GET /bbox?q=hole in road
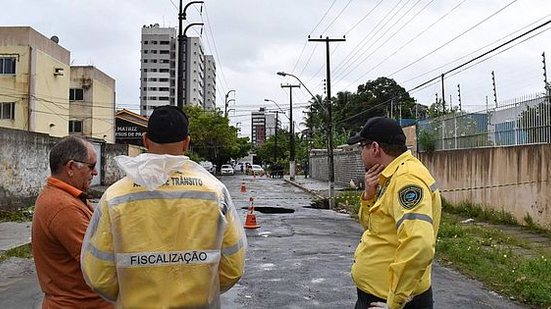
[241,207,295,214]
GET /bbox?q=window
[69,120,82,133]
[159,50,169,54]
[0,102,15,119]
[69,88,84,101]
[160,41,170,45]
[0,57,16,74]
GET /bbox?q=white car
[220,164,234,176]
[199,161,216,174]
[248,164,265,176]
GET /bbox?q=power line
[388,0,519,78]
[408,17,551,93]
[402,12,551,85]
[334,0,430,83]
[319,0,355,35]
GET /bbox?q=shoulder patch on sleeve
[398,185,423,209]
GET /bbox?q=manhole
[241,207,295,214]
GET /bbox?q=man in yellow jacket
[348,117,441,309]
[81,105,247,308]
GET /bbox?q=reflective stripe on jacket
[351,151,441,309]
[81,159,246,308]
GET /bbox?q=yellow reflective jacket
[351,151,441,309]
[81,154,247,308]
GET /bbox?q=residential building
[265,113,277,138]
[251,108,267,146]
[69,66,116,143]
[0,26,70,137]
[185,36,204,107]
[203,55,216,110]
[140,24,177,116]
[139,24,216,115]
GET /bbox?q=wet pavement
[0,174,527,308]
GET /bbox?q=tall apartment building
[185,37,204,107]
[140,24,177,116]
[140,24,215,115]
[251,108,278,147]
[203,55,216,110]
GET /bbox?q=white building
[139,24,216,116]
[185,37,204,107]
[140,24,176,116]
[204,55,216,110]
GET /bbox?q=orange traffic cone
[240,182,246,193]
[244,197,260,229]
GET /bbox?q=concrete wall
[103,143,128,185]
[309,142,551,228]
[419,145,551,229]
[0,127,129,210]
[310,146,364,187]
[0,128,56,210]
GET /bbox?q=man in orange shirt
[32,136,113,308]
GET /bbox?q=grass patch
[0,206,34,223]
[437,212,551,308]
[341,194,551,307]
[0,243,33,263]
[335,190,361,218]
[442,199,517,225]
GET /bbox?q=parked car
[220,164,234,176]
[199,161,216,174]
[248,164,265,176]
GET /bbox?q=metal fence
[417,93,551,152]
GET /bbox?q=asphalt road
[0,174,526,308]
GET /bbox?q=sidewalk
[283,175,349,199]
[0,222,31,252]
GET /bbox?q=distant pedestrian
[81,105,247,308]
[303,159,309,178]
[32,136,113,308]
[347,117,441,309]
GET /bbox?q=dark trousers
[355,287,433,309]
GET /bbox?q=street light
[177,0,204,109]
[264,98,286,114]
[277,71,335,207]
[276,72,324,109]
[224,89,236,117]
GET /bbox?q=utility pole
[273,111,279,164]
[492,70,498,108]
[280,83,300,181]
[177,0,203,109]
[308,35,345,209]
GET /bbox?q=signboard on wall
[115,118,146,146]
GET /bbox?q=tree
[305,76,418,148]
[183,105,251,167]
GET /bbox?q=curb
[283,178,326,200]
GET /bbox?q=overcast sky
[4,0,551,137]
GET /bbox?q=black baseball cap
[147,105,189,144]
[347,117,406,146]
